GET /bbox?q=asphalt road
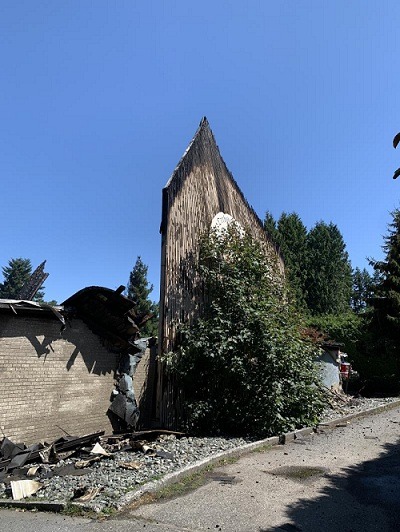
[2,406,400,531]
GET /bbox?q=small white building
[316,342,344,391]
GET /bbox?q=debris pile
[321,392,398,422]
[0,430,250,511]
[0,431,104,501]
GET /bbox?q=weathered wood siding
[159,118,284,353]
[156,118,284,427]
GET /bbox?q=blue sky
[1,1,400,303]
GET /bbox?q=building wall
[157,118,285,427]
[0,313,118,444]
[159,118,284,356]
[316,350,341,391]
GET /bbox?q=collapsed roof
[0,285,152,355]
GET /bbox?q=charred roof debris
[0,429,185,503]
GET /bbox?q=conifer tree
[276,212,308,310]
[126,256,158,337]
[351,267,373,313]
[370,209,400,355]
[306,222,352,315]
[263,211,279,245]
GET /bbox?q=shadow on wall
[1,316,117,377]
[163,250,199,353]
[136,342,158,428]
[266,438,400,532]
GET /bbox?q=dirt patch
[265,465,329,483]
[206,471,242,485]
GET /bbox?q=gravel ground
[320,395,398,422]
[0,435,251,511]
[0,395,398,512]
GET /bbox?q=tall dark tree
[305,222,352,315]
[351,267,373,313]
[370,209,400,356]
[126,256,158,337]
[263,211,279,245]
[0,258,45,301]
[276,212,308,310]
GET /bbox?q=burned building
[159,117,284,356]
[0,119,286,438]
[157,118,285,426]
[0,288,156,444]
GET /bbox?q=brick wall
[0,313,119,444]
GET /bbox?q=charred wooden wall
[156,118,284,428]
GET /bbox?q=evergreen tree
[263,210,279,245]
[305,222,352,315]
[0,258,45,301]
[264,211,354,316]
[351,267,373,313]
[126,256,158,337]
[370,209,400,356]
[276,212,308,310]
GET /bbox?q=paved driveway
[2,406,400,531]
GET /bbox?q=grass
[250,443,273,454]
[62,502,117,519]
[266,465,328,481]
[62,503,97,518]
[128,455,240,509]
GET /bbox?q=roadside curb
[2,398,400,513]
[0,500,66,512]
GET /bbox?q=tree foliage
[264,211,308,310]
[164,226,324,437]
[305,222,352,315]
[370,209,400,359]
[351,267,374,314]
[126,256,158,337]
[276,213,308,310]
[306,312,364,360]
[0,258,45,302]
[263,210,279,245]
[264,213,352,316]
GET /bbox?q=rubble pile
[321,393,398,422]
[0,430,250,511]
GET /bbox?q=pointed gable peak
[191,116,212,144]
[199,116,209,128]
[191,116,213,143]
[164,117,217,189]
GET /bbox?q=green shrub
[163,226,324,437]
[305,312,364,362]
